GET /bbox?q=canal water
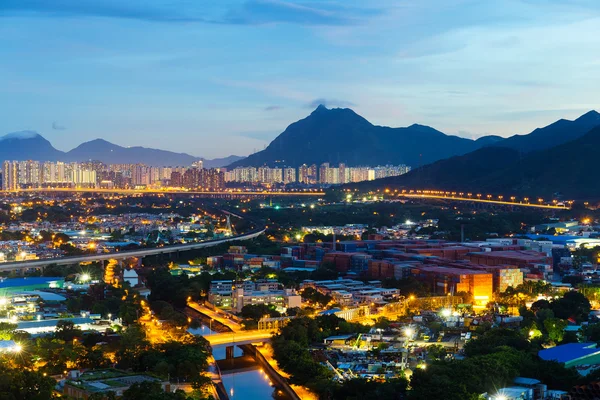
[188,325,279,400]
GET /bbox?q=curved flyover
[0,227,265,272]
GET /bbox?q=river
[188,325,281,400]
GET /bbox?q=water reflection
[189,325,278,399]
[221,369,278,400]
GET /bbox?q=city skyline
[2,0,600,158]
[1,159,410,190]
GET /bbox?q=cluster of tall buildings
[1,160,225,191]
[1,161,98,190]
[225,163,411,185]
[1,160,410,190]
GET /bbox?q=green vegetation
[118,330,211,388]
[410,328,579,400]
[240,303,281,320]
[121,381,195,400]
[270,315,405,398]
[301,287,332,307]
[0,363,56,400]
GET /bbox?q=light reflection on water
[188,325,278,400]
[221,369,278,400]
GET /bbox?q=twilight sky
[1,0,600,158]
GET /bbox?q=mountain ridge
[228,105,499,168]
[493,110,600,153]
[0,133,242,168]
[346,124,600,200]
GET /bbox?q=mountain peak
[86,138,118,145]
[576,110,600,122]
[311,104,329,115]
[227,106,487,169]
[0,131,42,141]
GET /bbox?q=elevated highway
[0,228,264,272]
[1,187,324,197]
[398,193,569,209]
[206,330,273,346]
[187,302,243,332]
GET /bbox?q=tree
[122,381,189,400]
[53,232,71,244]
[544,318,567,343]
[583,322,600,343]
[373,317,392,330]
[551,291,591,322]
[463,328,530,357]
[0,322,17,340]
[33,338,81,374]
[240,304,280,321]
[562,275,584,285]
[117,324,150,370]
[77,348,112,369]
[301,287,332,307]
[54,320,82,342]
[0,369,56,400]
[427,344,448,360]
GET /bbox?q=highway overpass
[206,330,273,346]
[0,228,264,272]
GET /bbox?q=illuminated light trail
[205,330,272,346]
[398,193,569,209]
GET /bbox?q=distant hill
[348,124,600,199]
[495,110,600,153]
[228,105,497,168]
[202,155,244,169]
[0,133,241,167]
[65,139,200,166]
[475,135,504,146]
[355,146,522,190]
[483,124,600,198]
[0,131,64,162]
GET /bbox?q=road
[0,228,265,271]
[187,302,243,332]
[187,302,272,346]
[1,187,324,197]
[398,193,569,209]
[205,330,273,346]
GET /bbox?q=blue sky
[1,0,599,158]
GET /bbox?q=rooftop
[538,343,600,363]
[66,369,162,393]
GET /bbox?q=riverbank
[186,305,301,400]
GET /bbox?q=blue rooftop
[318,308,342,316]
[525,234,600,245]
[538,343,600,363]
[324,334,354,341]
[17,317,93,330]
[0,277,64,289]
